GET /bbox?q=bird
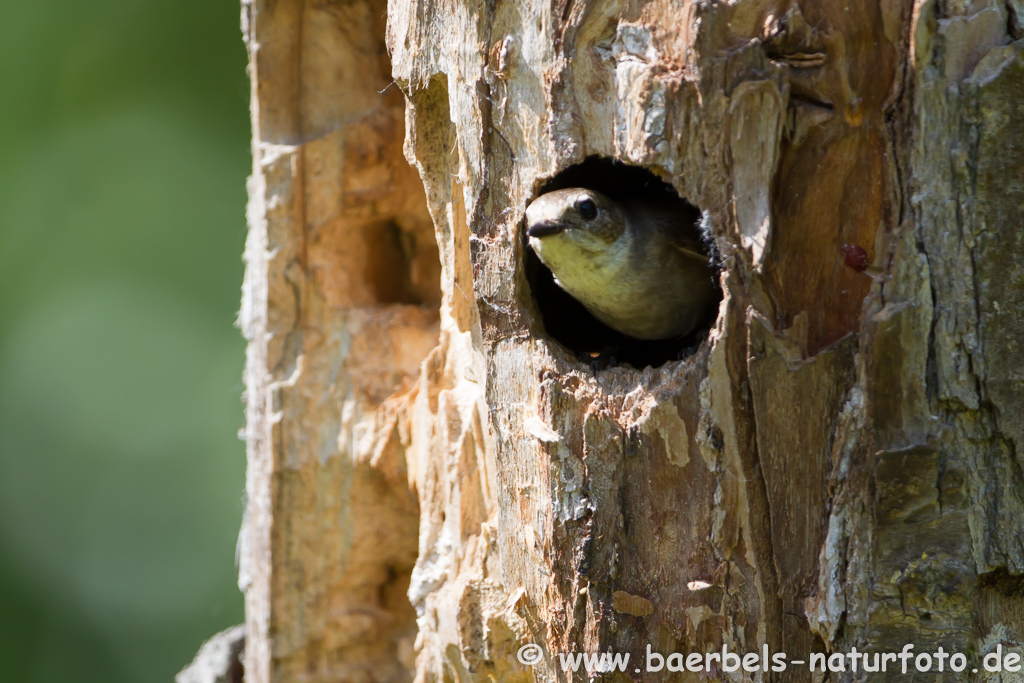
[525,187,717,341]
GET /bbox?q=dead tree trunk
[239,0,1024,680]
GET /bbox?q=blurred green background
[0,1,249,680]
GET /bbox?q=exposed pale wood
[238,0,1024,680]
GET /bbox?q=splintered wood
[240,0,1024,680]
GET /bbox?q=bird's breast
[543,238,714,339]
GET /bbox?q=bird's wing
[622,196,710,263]
[671,234,710,263]
[660,207,709,263]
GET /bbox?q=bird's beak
[526,221,564,238]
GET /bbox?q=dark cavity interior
[523,157,721,370]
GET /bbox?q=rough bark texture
[238,0,1024,680]
[177,625,246,683]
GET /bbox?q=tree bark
[238,0,1024,681]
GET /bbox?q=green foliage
[0,1,249,680]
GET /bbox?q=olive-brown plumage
[525,188,717,340]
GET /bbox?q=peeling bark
[238,0,1024,681]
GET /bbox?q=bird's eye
[576,198,597,220]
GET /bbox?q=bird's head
[524,188,626,264]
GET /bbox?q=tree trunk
[238,0,1024,681]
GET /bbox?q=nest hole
[524,157,721,370]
